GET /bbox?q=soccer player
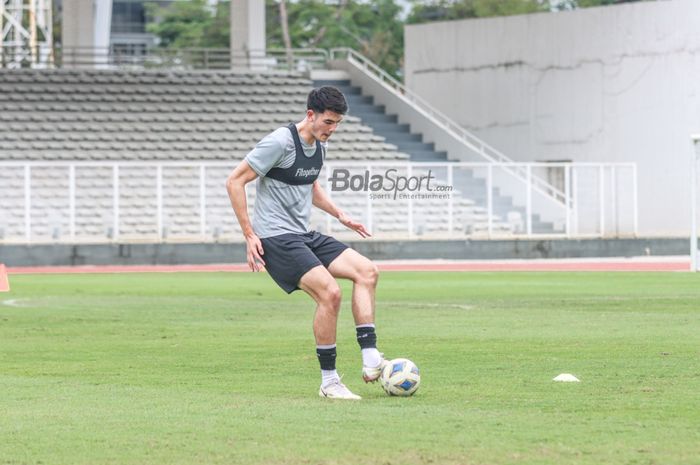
[226,86,385,400]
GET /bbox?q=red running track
[4,259,691,274]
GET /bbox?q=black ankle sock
[356,326,377,350]
[316,346,337,371]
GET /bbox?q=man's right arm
[226,160,265,271]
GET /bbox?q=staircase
[316,79,447,162]
[315,79,556,234]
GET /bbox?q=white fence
[0,161,637,244]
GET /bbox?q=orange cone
[0,264,9,292]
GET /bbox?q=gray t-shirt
[245,126,327,239]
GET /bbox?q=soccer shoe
[319,379,362,400]
[362,354,388,383]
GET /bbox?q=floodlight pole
[1,0,53,68]
[691,135,700,272]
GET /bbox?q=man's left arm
[312,180,371,238]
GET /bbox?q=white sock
[361,348,382,368]
[321,369,340,387]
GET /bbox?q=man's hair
[307,86,348,115]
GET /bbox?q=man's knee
[320,283,342,311]
[358,262,379,287]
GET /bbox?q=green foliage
[472,0,547,17]
[266,0,404,77]
[145,0,230,48]
[407,0,546,24]
[144,0,403,75]
[407,0,649,23]
[575,0,647,6]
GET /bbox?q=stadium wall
[404,0,700,237]
[327,60,477,163]
[0,238,687,267]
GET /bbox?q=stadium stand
[0,68,515,243]
[0,69,404,161]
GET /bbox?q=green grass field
[1,271,699,465]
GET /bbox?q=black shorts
[260,231,349,294]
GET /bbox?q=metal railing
[0,45,330,72]
[0,160,637,244]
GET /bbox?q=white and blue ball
[380,358,420,396]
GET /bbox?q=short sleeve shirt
[245,126,327,238]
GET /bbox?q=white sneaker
[319,378,362,400]
[362,353,388,383]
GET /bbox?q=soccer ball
[380,358,421,396]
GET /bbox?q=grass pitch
[1,271,699,465]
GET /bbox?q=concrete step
[370,122,410,134]
[347,95,374,106]
[381,132,423,143]
[335,85,362,95]
[312,79,351,87]
[348,102,385,114]
[392,141,436,152]
[357,113,398,124]
[408,151,448,161]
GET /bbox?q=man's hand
[245,233,266,271]
[338,212,372,238]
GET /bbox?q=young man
[226,86,385,400]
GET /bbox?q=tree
[144,0,403,76]
[266,0,404,77]
[145,0,229,49]
[278,0,294,69]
